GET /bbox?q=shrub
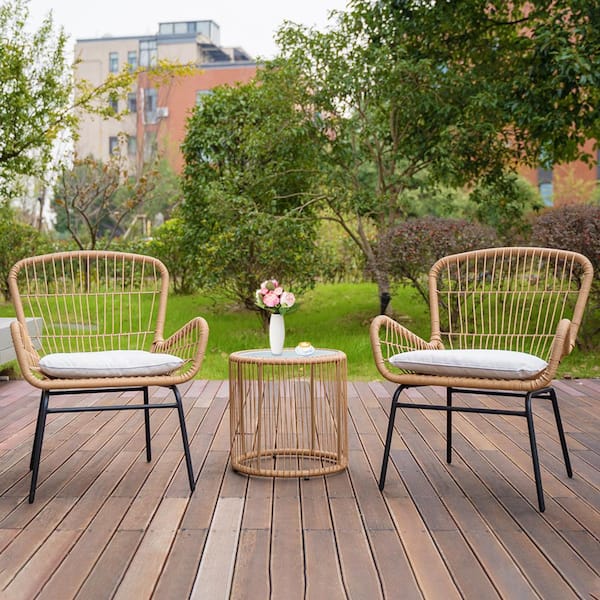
[0,205,53,300]
[144,218,198,295]
[531,204,600,349]
[377,217,499,304]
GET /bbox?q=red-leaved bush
[530,204,600,348]
[376,217,499,304]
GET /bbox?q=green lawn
[1,282,598,380]
[161,282,414,380]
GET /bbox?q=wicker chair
[371,247,593,511]
[8,250,209,503]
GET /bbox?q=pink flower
[263,292,281,308]
[255,278,298,315]
[280,292,295,308]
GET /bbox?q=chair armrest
[10,320,43,384]
[544,318,576,378]
[152,317,209,379]
[370,315,440,381]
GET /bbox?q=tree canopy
[180,64,325,312]
[0,0,193,205]
[275,0,599,307]
[0,0,72,198]
[52,153,159,250]
[382,0,599,167]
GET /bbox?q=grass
[1,282,598,380]
[161,282,428,380]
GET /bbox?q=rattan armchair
[371,247,593,511]
[9,250,209,502]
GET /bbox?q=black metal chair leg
[379,385,404,491]
[172,385,195,493]
[446,387,453,464]
[143,387,152,462]
[30,391,46,471]
[29,390,50,503]
[525,394,545,512]
[548,388,572,478]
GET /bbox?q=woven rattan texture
[229,350,348,477]
[8,251,209,390]
[371,247,593,391]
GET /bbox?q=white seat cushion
[389,349,548,380]
[39,350,184,378]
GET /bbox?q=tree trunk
[371,263,392,315]
[379,291,391,315]
[354,219,393,316]
[36,187,46,232]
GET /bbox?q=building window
[539,183,553,206]
[127,50,138,72]
[538,166,553,206]
[174,22,189,34]
[127,135,137,156]
[144,88,157,115]
[127,92,137,113]
[109,52,119,73]
[139,40,157,67]
[109,136,119,155]
[108,97,118,114]
[159,21,198,35]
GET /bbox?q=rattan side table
[228,348,348,477]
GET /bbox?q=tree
[180,65,324,316]
[0,0,71,198]
[276,0,600,312]
[0,0,194,203]
[141,158,184,224]
[52,153,158,250]
[388,0,599,166]
[469,174,543,244]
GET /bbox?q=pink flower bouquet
[255,279,297,315]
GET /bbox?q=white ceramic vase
[269,313,285,355]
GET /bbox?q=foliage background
[1,0,599,376]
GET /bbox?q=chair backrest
[9,250,169,357]
[429,247,593,360]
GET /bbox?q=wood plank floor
[0,377,598,599]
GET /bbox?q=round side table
[228,348,348,478]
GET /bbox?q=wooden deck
[0,377,598,599]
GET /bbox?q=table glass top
[232,348,341,360]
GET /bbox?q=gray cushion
[389,349,548,380]
[39,350,184,378]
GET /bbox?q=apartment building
[74,20,257,173]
